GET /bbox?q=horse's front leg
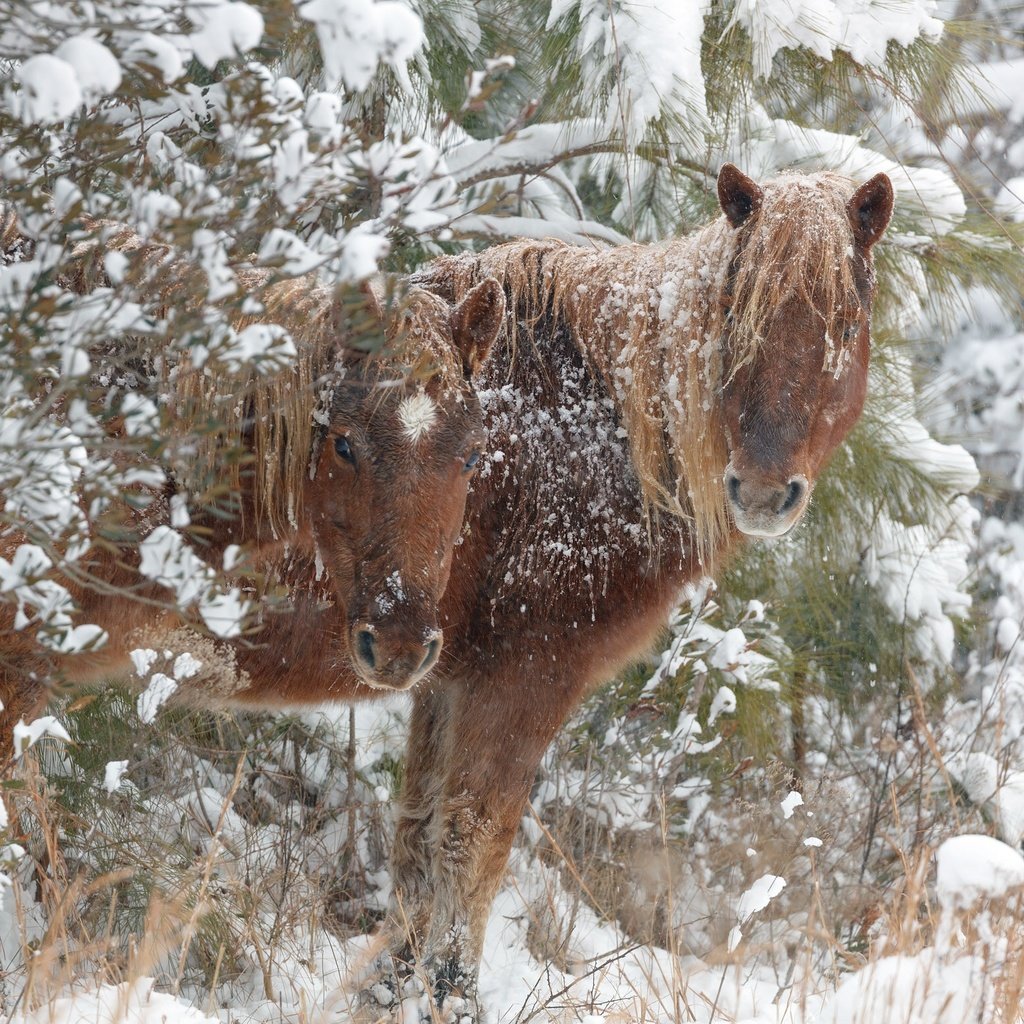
[419,672,581,1017]
[387,686,453,960]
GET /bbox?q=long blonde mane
[430,171,862,566]
[167,271,464,539]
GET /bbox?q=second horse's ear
[360,277,385,320]
[451,278,505,378]
[718,164,764,228]
[847,172,894,248]
[329,276,387,340]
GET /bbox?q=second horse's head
[305,279,504,690]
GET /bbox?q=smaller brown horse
[0,213,504,759]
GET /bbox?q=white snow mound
[10,978,219,1024]
[935,833,1024,907]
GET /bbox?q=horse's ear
[451,277,505,378]
[718,164,763,228]
[328,277,386,337]
[847,173,894,248]
[360,277,385,320]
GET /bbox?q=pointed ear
[451,277,504,378]
[329,276,387,338]
[847,173,894,248]
[360,276,385,320]
[718,164,763,228]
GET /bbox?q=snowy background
[2,0,1024,1022]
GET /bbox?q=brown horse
[0,215,505,753]
[376,163,894,1013]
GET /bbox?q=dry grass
[2,684,1023,1024]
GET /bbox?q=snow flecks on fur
[476,350,657,620]
[375,570,405,615]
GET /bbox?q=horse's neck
[555,223,727,422]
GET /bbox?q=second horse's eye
[334,436,355,463]
[463,451,481,473]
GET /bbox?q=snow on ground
[1,836,1014,1024]
[815,951,988,1024]
[4,697,1023,1024]
[10,979,220,1024]
[0,698,781,1023]
[935,834,1024,908]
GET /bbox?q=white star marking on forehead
[398,392,438,443]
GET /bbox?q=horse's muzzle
[725,467,809,538]
[350,622,443,690]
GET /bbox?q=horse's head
[716,164,893,538]
[305,279,504,690]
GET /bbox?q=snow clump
[731,0,943,80]
[935,833,1024,908]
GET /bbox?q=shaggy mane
[176,276,465,538]
[423,171,863,566]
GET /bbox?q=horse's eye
[463,451,481,473]
[334,435,355,463]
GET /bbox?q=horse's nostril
[779,477,806,515]
[726,471,743,509]
[355,629,377,670]
[418,637,441,675]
